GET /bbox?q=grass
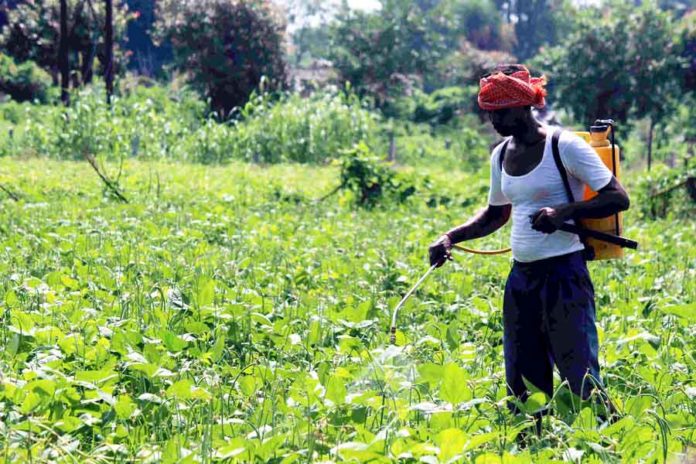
[0,157,693,463]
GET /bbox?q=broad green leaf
[437,428,467,463]
[162,331,187,352]
[464,432,498,451]
[28,379,56,397]
[662,303,695,321]
[325,376,347,405]
[521,392,548,414]
[625,395,652,418]
[418,363,443,388]
[114,395,137,420]
[75,369,117,385]
[20,392,42,414]
[196,278,215,307]
[167,379,193,400]
[440,363,471,405]
[9,311,34,334]
[55,416,83,433]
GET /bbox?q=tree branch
[83,151,129,203]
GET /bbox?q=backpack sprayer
[389,120,639,345]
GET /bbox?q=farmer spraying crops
[429,64,630,424]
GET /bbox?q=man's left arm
[531,131,631,233]
[531,177,630,234]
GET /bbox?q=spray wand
[388,244,511,344]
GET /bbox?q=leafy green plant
[400,86,477,126]
[0,84,377,164]
[0,54,54,103]
[0,153,691,462]
[224,89,378,164]
[338,142,415,207]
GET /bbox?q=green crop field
[0,157,693,463]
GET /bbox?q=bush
[384,117,492,171]
[154,0,288,117]
[412,87,477,125]
[337,142,415,208]
[0,84,205,160]
[0,54,54,103]
[0,83,378,165]
[219,89,379,164]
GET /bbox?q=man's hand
[429,234,453,267]
[530,205,572,234]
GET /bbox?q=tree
[512,0,571,61]
[628,3,684,169]
[154,0,288,117]
[0,0,132,85]
[282,0,331,65]
[675,10,695,96]
[0,0,23,32]
[105,0,113,104]
[328,0,445,108]
[435,0,513,52]
[123,0,172,76]
[60,0,69,104]
[533,1,685,169]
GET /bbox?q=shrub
[384,117,492,171]
[154,0,288,117]
[338,142,415,208]
[412,87,476,125]
[0,84,205,160]
[0,84,378,165]
[221,89,378,164]
[0,53,54,103]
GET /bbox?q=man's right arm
[445,204,511,243]
[429,204,511,267]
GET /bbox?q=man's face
[488,107,526,136]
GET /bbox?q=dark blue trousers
[503,251,602,403]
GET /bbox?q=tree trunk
[81,49,94,84]
[59,0,69,105]
[388,130,396,162]
[647,117,654,171]
[105,0,114,105]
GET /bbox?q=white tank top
[487,127,613,263]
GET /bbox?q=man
[429,64,629,420]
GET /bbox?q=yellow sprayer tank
[573,122,623,260]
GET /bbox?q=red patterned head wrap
[478,65,547,111]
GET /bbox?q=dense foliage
[0,53,53,103]
[327,0,444,107]
[533,1,685,127]
[0,86,379,165]
[154,0,288,117]
[337,142,416,207]
[0,157,692,462]
[636,164,696,219]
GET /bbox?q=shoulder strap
[551,129,575,203]
[498,138,511,172]
[552,128,595,259]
